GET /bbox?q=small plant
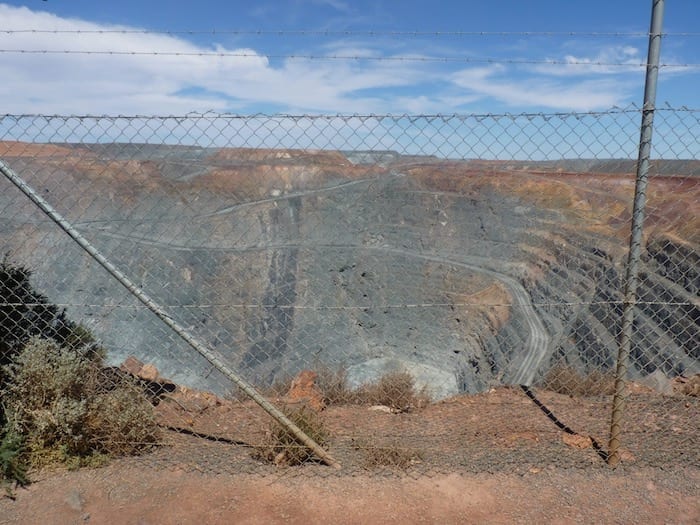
[541,363,615,397]
[351,371,431,412]
[1,425,28,496]
[353,439,423,470]
[254,406,330,466]
[4,338,96,457]
[265,365,356,406]
[315,365,354,406]
[87,382,161,456]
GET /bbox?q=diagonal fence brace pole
[608,0,664,467]
[0,158,341,470]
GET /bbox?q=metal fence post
[608,0,665,467]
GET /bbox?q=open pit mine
[1,142,697,398]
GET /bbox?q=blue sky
[0,1,698,115]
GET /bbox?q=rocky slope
[0,141,697,397]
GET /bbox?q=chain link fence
[0,107,697,476]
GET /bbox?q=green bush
[87,383,160,456]
[0,259,160,488]
[0,257,98,372]
[2,337,160,472]
[4,338,97,457]
[1,425,28,494]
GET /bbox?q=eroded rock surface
[1,142,697,397]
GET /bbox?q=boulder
[672,374,700,397]
[284,370,325,411]
[118,355,177,403]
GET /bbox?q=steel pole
[608,0,664,467]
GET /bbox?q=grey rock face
[0,143,697,399]
[347,357,459,401]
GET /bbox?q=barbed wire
[3,29,700,37]
[2,48,697,68]
[0,105,651,120]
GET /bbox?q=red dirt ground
[2,464,698,524]
[2,386,698,524]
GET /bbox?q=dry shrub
[350,371,431,412]
[227,373,296,402]
[315,366,354,406]
[3,338,97,458]
[353,439,423,470]
[254,406,329,466]
[2,337,160,468]
[238,367,431,412]
[265,365,356,406]
[541,363,615,397]
[265,373,295,398]
[87,383,160,456]
[674,374,699,397]
[253,366,355,405]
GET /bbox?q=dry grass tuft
[240,367,432,412]
[350,371,431,412]
[353,439,423,470]
[315,366,355,406]
[253,406,330,467]
[541,363,616,397]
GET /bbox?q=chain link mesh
[0,108,697,475]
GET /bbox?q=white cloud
[0,4,675,115]
[532,45,645,76]
[0,4,430,114]
[450,64,634,111]
[310,0,352,12]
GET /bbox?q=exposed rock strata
[0,142,697,397]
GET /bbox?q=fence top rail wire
[6,104,692,121]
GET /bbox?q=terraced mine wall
[1,143,697,398]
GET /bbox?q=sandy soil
[2,463,698,524]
